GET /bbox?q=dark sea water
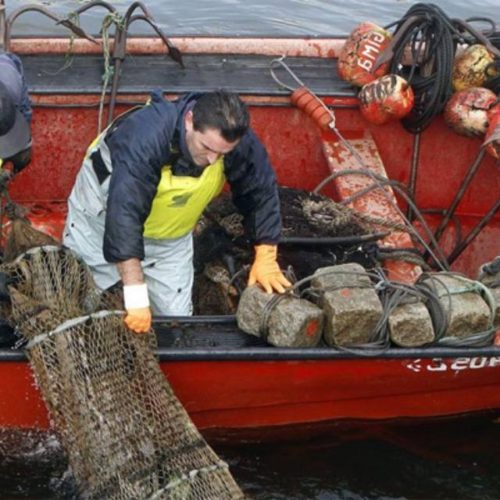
[2,0,500,498]
[1,415,500,498]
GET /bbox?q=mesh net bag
[2,245,243,499]
[3,217,59,263]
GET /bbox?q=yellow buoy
[452,44,496,92]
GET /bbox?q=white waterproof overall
[63,133,225,316]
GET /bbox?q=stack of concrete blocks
[422,274,492,339]
[236,285,324,347]
[237,266,497,349]
[310,263,383,347]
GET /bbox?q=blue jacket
[103,91,282,263]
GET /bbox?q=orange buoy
[358,74,414,125]
[290,87,333,130]
[337,22,392,87]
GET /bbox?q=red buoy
[484,104,500,160]
[444,87,497,137]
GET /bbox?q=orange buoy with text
[444,87,497,137]
[290,87,333,129]
[358,74,414,125]
[484,104,500,160]
[337,22,392,87]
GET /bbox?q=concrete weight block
[311,263,383,347]
[237,285,323,347]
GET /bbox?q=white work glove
[123,283,152,334]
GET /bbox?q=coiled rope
[382,3,458,133]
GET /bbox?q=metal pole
[106,27,126,126]
[447,200,500,265]
[280,232,389,246]
[406,132,421,221]
[433,148,486,243]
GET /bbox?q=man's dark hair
[192,90,249,142]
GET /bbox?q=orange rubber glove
[123,284,152,334]
[248,244,292,294]
[124,307,152,334]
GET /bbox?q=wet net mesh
[0,221,243,499]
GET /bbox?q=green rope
[42,12,80,76]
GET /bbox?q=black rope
[384,3,459,133]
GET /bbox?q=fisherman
[64,90,291,333]
[0,52,32,174]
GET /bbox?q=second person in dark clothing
[0,52,32,174]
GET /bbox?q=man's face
[184,110,240,167]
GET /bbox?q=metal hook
[102,2,183,126]
[269,56,305,92]
[127,14,184,67]
[5,4,98,50]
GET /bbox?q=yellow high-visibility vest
[144,156,225,239]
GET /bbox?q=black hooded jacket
[102,91,282,263]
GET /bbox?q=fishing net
[3,217,59,263]
[199,187,367,242]
[0,223,243,498]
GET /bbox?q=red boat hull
[1,352,499,432]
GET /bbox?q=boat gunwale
[9,36,346,58]
[1,345,499,362]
